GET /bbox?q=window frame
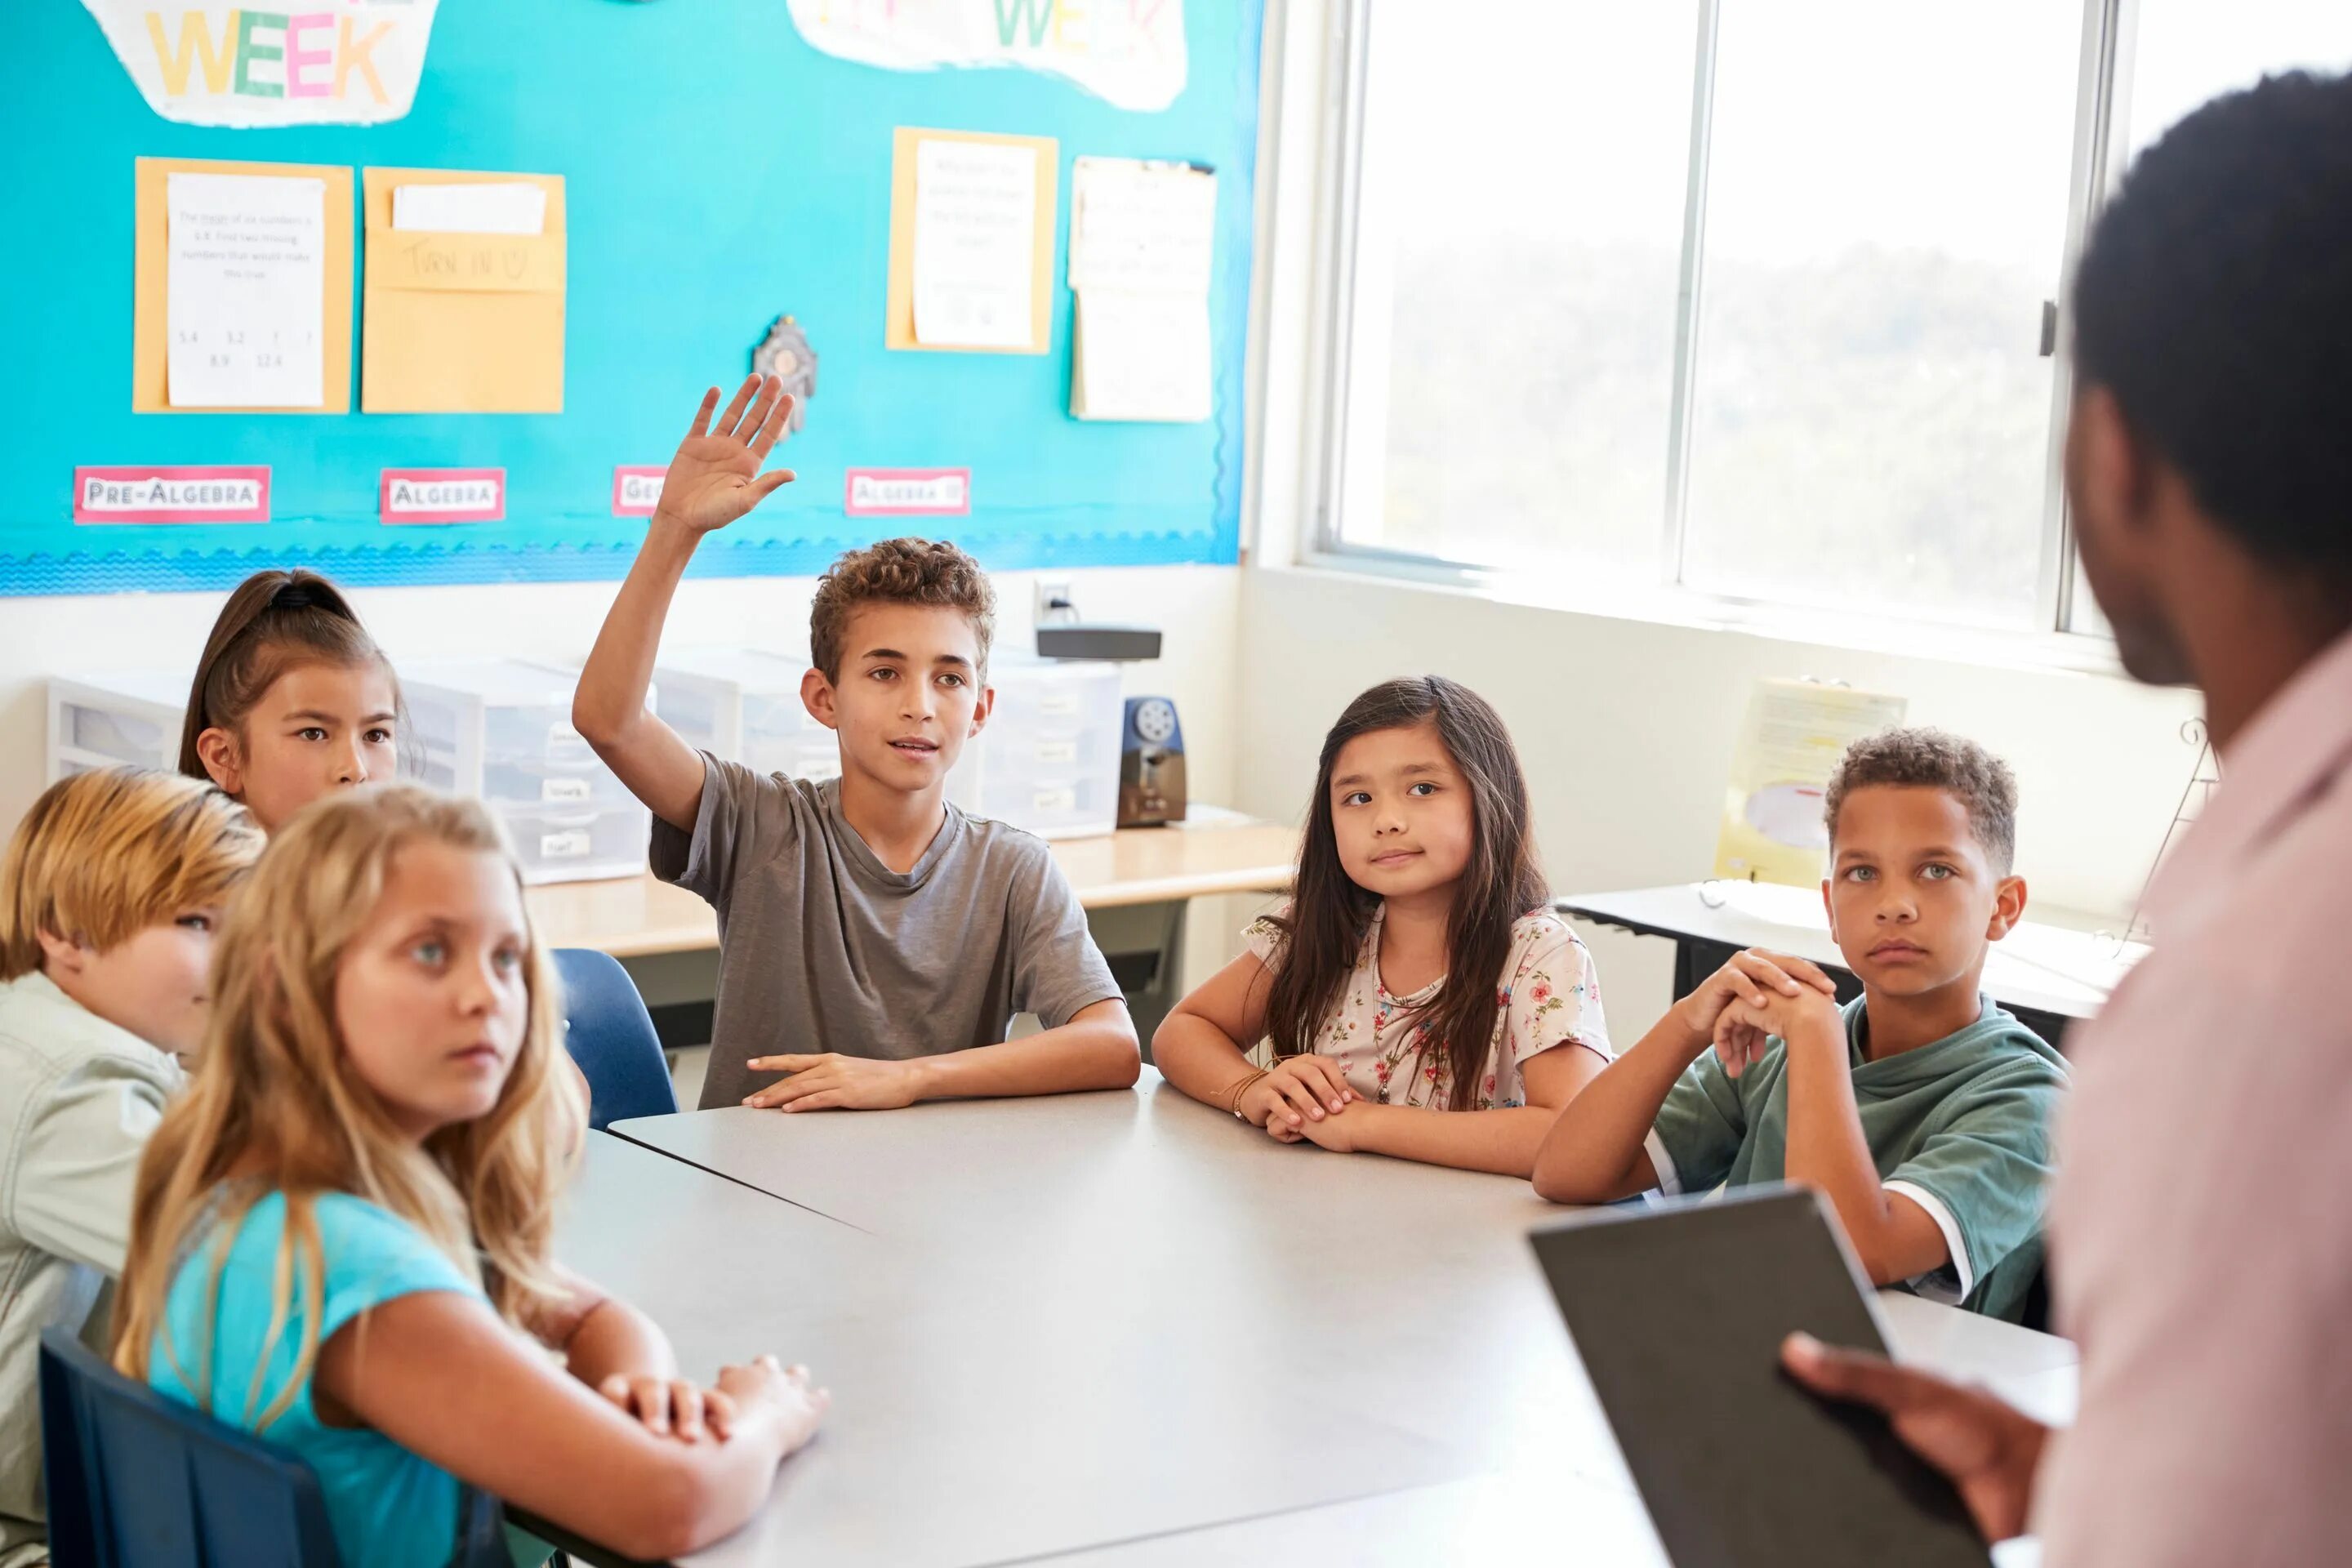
[1302,0,2147,657]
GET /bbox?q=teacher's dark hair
[2072,69,2352,583]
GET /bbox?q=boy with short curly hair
[574,376,1138,1112]
[1535,727,2069,1321]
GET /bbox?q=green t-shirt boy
[1535,727,2072,1321]
[1650,993,2065,1320]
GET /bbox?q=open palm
[655,373,799,535]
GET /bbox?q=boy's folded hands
[1675,948,1840,1079]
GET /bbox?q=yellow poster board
[132,157,354,415]
[884,127,1058,355]
[1713,679,1909,887]
[360,167,567,413]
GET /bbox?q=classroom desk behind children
[1559,880,2149,1049]
[523,817,1299,1048]
[536,1083,2079,1568]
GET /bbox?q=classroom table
[1558,880,2149,1049]
[535,1077,2079,1567]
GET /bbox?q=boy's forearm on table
[1531,1017,1704,1200]
[908,1006,1141,1101]
[1349,1102,1564,1178]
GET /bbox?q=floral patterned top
[1242,905,1611,1111]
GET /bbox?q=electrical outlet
[1034,579,1075,625]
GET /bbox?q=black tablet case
[1530,1187,1991,1568]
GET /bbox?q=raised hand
[653,374,799,537]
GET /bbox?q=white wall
[1229,564,2200,1028]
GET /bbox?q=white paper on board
[911,138,1039,350]
[166,171,327,408]
[392,182,548,234]
[1069,158,1217,296]
[1071,292,1213,422]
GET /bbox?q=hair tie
[271,581,316,611]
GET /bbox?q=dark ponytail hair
[179,569,400,778]
[1261,676,1548,1111]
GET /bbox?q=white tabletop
[560,1079,2076,1566]
[1558,881,2146,1023]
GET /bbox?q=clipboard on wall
[132,157,354,415]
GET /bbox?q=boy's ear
[1985,874,2029,940]
[968,683,994,739]
[195,727,244,795]
[1819,877,1837,941]
[35,928,89,977]
[800,666,840,733]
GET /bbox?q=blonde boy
[0,768,264,1565]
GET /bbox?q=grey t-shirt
[653,755,1123,1110]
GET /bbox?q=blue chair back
[38,1324,342,1568]
[553,947,679,1129]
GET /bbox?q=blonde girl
[114,786,825,1567]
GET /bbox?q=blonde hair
[0,768,263,981]
[113,785,583,1428]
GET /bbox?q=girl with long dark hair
[1154,676,1610,1176]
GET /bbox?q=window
[1680,1,2081,628]
[1316,1,2352,643]
[1330,2,1699,581]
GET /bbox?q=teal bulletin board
[0,1,1263,595]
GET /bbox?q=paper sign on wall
[380,467,504,524]
[166,171,327,409]
[784,0,1186,113]
[915,140,1040,350]
[612,466,667,518]
[74,465,270,523]
[79,2,441,127]
[1068,157,1216,423]
[845,468,971,518]
[133,158,354,416]
[1713,678,1909,887]
[885,128,1055,356]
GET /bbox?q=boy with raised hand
[0,768,265,1566]
[1533,728,2069,1320]
[573,375,1138,1113]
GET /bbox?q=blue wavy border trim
[0,527,1230,596]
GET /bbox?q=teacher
[1782,69,2352,1567]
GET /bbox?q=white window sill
[1281,547,2132,684]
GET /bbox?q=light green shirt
[1647,995,2068,1321]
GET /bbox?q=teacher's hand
[1781,1332,2050,1544]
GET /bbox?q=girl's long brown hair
[1261,677,1548,1111]
[113,786,582,1427]
[180,569,401,779]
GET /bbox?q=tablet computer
[1529,1186,1990,1568]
